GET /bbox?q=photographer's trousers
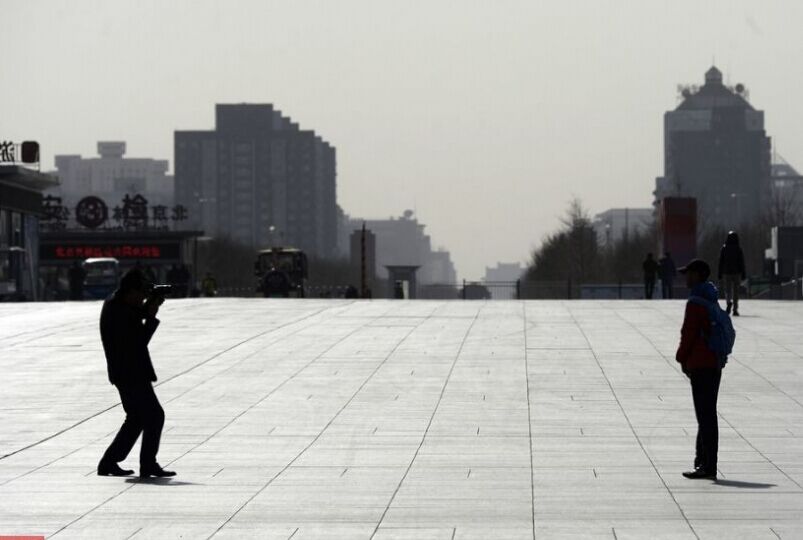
[102,381,165,467]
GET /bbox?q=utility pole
[360,222,367,298]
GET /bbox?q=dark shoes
[140,463,177,478]
[683,468,717,480]
[97,460,134,477]
[733,309,740,317]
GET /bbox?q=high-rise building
[174,104,337,257]
[654,67,771,231]
[48,142,174,226]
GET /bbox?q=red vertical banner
[660,197,697,265]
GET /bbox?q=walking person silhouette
[97,269,176,478]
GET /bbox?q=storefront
[0,165,59,300]
[39,230,203,299]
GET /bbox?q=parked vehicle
[82,258,120,299]
[254,247,308,298]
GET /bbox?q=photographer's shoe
[682,468,716,480]
[97,460,134,476]
[140,463,176,478]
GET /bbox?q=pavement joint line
[46,301,377,539]
[206,303,432,539]
[369,304,484,540]
[1,319,95,347]
[123,527,142,539]
[568,303,700,540]
[627,304,803,492]
[522,302,536,540]
[0,303,343,462]
[1,422,117,486]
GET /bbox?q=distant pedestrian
[201,272,217,297]
[344,285,359,299]
[68,261,87,300]
[143,265,157,285]
[166,264,179,287]
[176,265,191,297]
[658,252,677,299]
[676,259,733,480]
[97,269,175,478]
[718,231,746,316]
[642,253,659,299]
[393,280,404,299]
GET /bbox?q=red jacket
[676,302,719,371]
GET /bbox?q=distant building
[592,208,653,246]
[48,142,174,227]
[770,155,803,226]
[484,262,523,282]
[347,210,457,284]
[654,67,771,231]
[174,104,337,257]
[336,205,361,258]
[765,226,803,279]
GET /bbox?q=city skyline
[5,1,803,278]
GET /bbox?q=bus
[82,258,120,299]
[254,247,308,298]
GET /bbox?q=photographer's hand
[145,297,162,319]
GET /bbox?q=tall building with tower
[654,67,771,231]
[174,104,337,257]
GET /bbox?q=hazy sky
[4,0,803,279]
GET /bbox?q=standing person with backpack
[676,259,735,480]
[718,231,746,316]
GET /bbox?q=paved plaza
[1,299,803,539]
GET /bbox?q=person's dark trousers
[644,279,655,299]
[662,279,674,299]
[690,368,722,474]
[101,381,165,468]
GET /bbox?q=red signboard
[53,245,162,259]
[40,243,180,262]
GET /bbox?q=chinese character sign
[0,140,39,164]
[40,195,70,231]
[0,141,15,162]
[121,194,149,230]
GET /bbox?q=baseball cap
[678,259,711,280]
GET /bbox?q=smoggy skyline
[4,0,803,279]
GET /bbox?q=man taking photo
[97,268,176,478]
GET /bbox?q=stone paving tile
[1,299,803,538]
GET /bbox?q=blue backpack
[688,296,736,368]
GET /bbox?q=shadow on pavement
[714,479,776,489]
[125,477,201,486]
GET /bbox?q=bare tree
[764,180,802,228]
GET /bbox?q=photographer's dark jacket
[100,294,159,386]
